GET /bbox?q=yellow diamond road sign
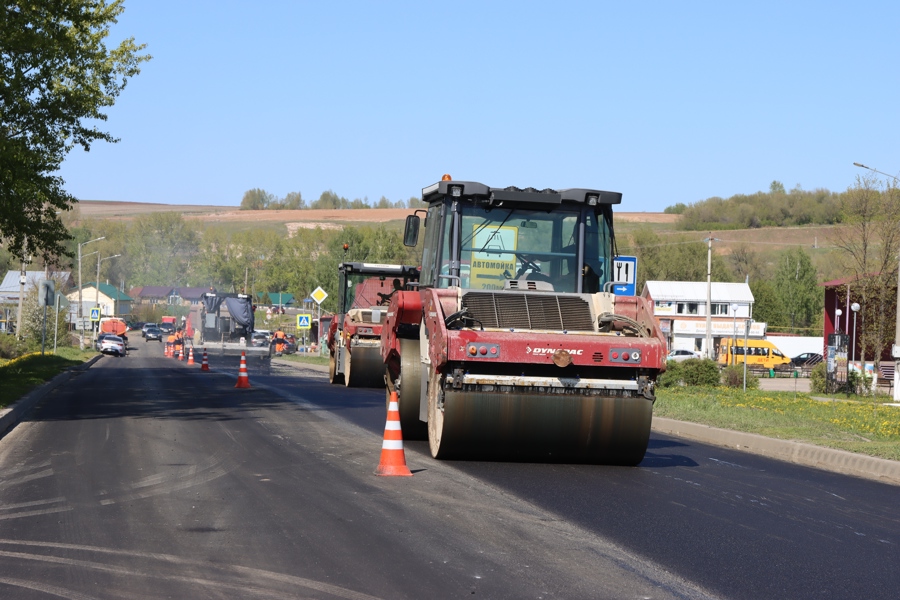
[311,286,328,305]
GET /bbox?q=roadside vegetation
[0,348,96,409]
[655,386,900,461]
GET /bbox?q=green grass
[0,348,96,409]
[278,353,330,367]
[655,387,900,461]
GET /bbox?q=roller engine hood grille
[461,291,594,331]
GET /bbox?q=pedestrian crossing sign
[297,314,312,330]
[90,307,101,322]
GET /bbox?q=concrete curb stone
[652,416,900,486]
[0,354,103,440]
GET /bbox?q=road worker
[272,327,287,356]
[166,332,176,355]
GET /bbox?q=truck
[381,177,667,464]
[99,317,128,339]
[327,262,419,387]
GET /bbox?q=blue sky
[58,1,900,212]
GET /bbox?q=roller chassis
[327,262,419,388]
[381,179,668,464]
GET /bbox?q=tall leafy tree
[833,174,900,366]
[0,1,149,261]
[773,247,820,332]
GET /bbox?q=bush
[810,362,827,393]
[721,364,759,389]
[0,334,38,360]
[680,358,721,387]
[657,360,682,388]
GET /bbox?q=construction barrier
[375,391,413,476]
[235,351,251,389]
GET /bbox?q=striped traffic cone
[200,349,209,371]
[187,347,195,365]
[164,343,169,357]
[235,351,251,389]
[178,346,185,361]
[375,391,413,476]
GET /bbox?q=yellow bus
[717,338,791,370]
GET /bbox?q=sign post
[611,256,637,296]
[310,286,328,354]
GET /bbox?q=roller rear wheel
[328,351,343,385]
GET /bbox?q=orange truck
[99,317,128,340]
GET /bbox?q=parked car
[251,332,269,347]
[667,349,702,362]
[99,335,127,357]
[791,352,823,368]
[144,327,163,342]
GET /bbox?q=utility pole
[15,236,27,340]
[704,234,718,359]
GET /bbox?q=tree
[832,174,900,368]
[240,188,274,210]
[773,247,820,332]
[627,228,731,293]
[282,191,304,210]
[749,280,785,330]
[0,1,149,261]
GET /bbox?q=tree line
[59,213,418,316]
[239,188,426,211]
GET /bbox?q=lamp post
[853,162,900,400]
[96,254,122,321]
[78,236,105,349]
[835,308,842,333]
[703,234,719,359]
[731,302,739,366]
[743,318,753,392]
[851,302,860,393]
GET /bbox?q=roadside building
[66,282,132,319]
[0,270,73,333]
[641,280,761,357]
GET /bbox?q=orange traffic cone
[235,351,251,389]
[200,348,209,371]
[164,343,170,357]
[375,391,413,476]
[187,347,195,365]
[179,345,185,361]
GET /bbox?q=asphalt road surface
[0,344,896,600]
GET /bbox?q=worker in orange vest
[166,332,176,355]
[273,327,287,356]
[174,329,184,355]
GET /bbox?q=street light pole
[731,303,739,366]
[704,234,718,359]
[851,302,860,393]
[743,318,753,392]
[78,236,105,349]
[853,162,900,400]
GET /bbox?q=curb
[652,416,900,486]
[0,354,103,441]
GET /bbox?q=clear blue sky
[58,1,900,212]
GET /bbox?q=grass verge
[0,348,97,409]
[655,387,900,461]
[278,353,330,367]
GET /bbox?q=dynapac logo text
[526,347,584,356]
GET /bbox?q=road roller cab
[327,262,420,387]
[381,177,668,464]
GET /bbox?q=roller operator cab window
[428,203,613,293]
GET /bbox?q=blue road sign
[611,256,637,296]
[90,307,101,322]
[296,314,312,330]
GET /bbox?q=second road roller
[381,177,667,464]
[327,262,419,387]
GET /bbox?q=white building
[641,281,764,358]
